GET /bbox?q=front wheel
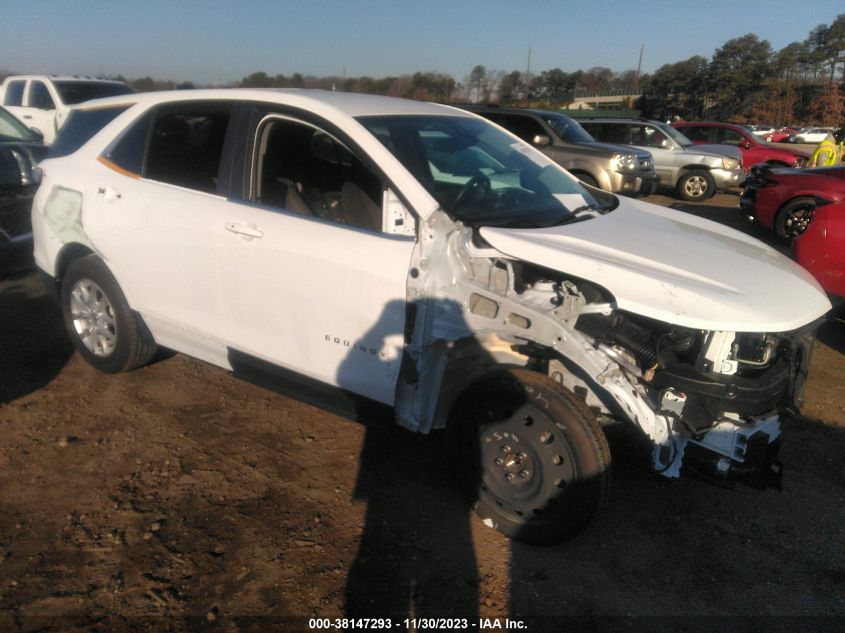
[447,369,611,545]
[775,196,816,239]
[60,255,157,373]
[676,170,715,201]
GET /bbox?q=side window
[144,106,231,194]
[591,123,628,144]
[3,81,25,106]
[29,81,55,110]
[682,126,713,143]
[101,111,153,174]
[253,116,385,233]
[500,115,546,143]
[723,128,745,146]
[642,125,668,148]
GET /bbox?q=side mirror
[0,147,35,188]
[660,138,672,149]
[532,134,551,146]
[741,140,752,150]
[30,127,44,142]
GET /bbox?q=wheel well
[679,165,711,173]
[570,169,595,179]
[431,337,531,430]
[55,243,95,280]
[776,195,817,216]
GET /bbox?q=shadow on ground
[0,272,73,403]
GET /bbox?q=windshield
[661,124,692,147]
[0,107,37,142]
[541,113,595,143]
[54,81,134,105]
[357,115,611,228]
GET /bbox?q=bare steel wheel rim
[69,278,117,357]
[471,402,577,524]
[783,205,814,238]
[684,175,708,198]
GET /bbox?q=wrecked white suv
[32,90,831,544]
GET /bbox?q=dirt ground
[0,192,843,632]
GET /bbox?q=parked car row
[671,121,808,169]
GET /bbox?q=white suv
[32,90,830,544]
[0,75,133,144]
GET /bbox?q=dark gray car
[0,106,47,274]
[462,106,659,197]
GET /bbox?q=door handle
[225,222,263,240]
[22,115,32,120]
[96,186,121,202]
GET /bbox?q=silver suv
[578,118,744,201]
[464,106,659,196]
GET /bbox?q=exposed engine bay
[397,214,818,487]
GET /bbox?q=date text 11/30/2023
[308,618,528,630]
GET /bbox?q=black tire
[676,169,715,201]
[575,173,598,188]
[60,255,156,373]
[775,196,816,239]
[446,368,611,545]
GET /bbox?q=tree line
[638,13,845,125]
[9,12,840,126]
[231,12,844,125]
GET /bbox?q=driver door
[219,112,415,404]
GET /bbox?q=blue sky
[1,0,842,85]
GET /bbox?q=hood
[688,143,742,162]
[480,198,831,332]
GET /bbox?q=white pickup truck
[0,75,132,144]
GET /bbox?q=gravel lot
[0,192,843,632]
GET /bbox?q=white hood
[480,198,831,332]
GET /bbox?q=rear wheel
[775,196,816,238]
[676,169,715,201]
[60,255,156,373]
[447,368,611,545]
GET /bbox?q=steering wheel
[453,174,492,208]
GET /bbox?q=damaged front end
[574,310,817,487]
[395,209,822,488]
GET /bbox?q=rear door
[83,101,237,366]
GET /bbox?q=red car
[794,201,845,301]
[740,164,845,238]
[672,121,808,170]
[768,127,801,143]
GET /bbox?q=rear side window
[3,80,25,106]
[48,106,131,158]
[29,81,55,110]
[101,111,153,175]
[144,106,231,194]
